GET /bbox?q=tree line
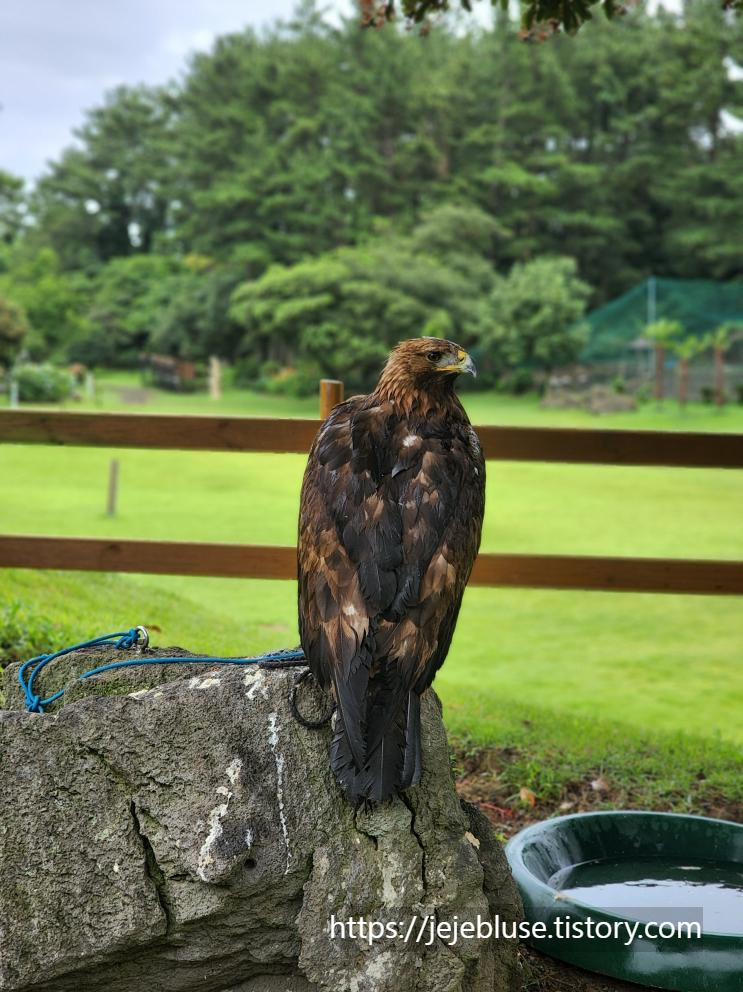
[0,0,741,391]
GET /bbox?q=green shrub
[235,357,320,396]
[232,354,263,388]
[14,363,74,403]
[0,296,29,367]
[0,601,72,670]
[497,368,535,395]
[701,385,727,405]
[257,361,320,398]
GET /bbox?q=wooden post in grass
[209,356,222,401]
[106,459,120,517]
[320,379,344,420]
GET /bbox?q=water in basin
[549,856,743,934]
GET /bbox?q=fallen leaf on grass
[479,802,514,818]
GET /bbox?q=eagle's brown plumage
[298,338,485,802]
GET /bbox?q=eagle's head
[373,337,476,412]
[385,337,476,382]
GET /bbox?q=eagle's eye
[426,350,443,363]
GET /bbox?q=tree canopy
[484,257,590,371]
[0,1,741,386]
[229,206,498,389]
[370,0,743,38]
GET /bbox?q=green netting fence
[582,278,743,362]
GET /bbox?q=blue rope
[18,626,305,714]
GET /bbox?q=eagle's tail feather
[329,704,363,799]
[358,695,408,802]
[331,666,369,772]
[400,689,422,791]
[330,682,421,803]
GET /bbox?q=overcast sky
[1,0,731,187]
[0,0,336,183]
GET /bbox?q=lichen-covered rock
[1,648,521,992]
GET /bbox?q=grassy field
[1,372,742,763]
[19,366,743,430]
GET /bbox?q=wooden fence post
[209,356,222,401]
[320,379,344,420]
[106,459,120,517]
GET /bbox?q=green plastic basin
[506,810,743,991]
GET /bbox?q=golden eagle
[298,338,485,802]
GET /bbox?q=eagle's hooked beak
[459,351,477,378]
[441,349,476,377]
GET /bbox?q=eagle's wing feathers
[298,400,374,775]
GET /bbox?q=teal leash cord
[18,626,306,714]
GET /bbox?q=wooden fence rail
[1,384,742,596]
[1,535,741,596]
[1,408,743,468]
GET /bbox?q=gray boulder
[1,647,521,992]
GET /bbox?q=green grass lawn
[1,374,742,758]
[11,366,743,430]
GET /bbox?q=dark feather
[400,691,422,790]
